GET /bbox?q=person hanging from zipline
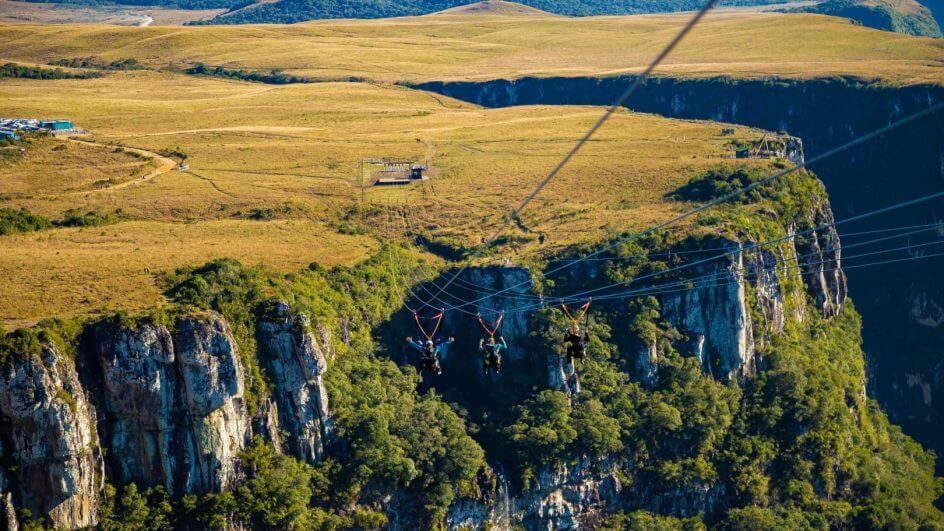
[561,299,591,368]
[405,309,452,375]
[477,312,506,376]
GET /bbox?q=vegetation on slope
[0,207,51,235]
[3,168,943,527]
[161,244,486,526]
[198,0,780,24]
[483,169,943,526]
[792,0,942,37]
[0,62,100,80]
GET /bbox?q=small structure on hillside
[1,118,81,135]
[363,158,429,186]
[735,133,804,166]
[721,128,736,136]
[40,120,74,131]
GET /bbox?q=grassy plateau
[0,7,942,327]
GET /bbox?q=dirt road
[68,138,178,195]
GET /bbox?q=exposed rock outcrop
[257,302,333,464]
[0,343,101,529]
[0,440,18,531]
[89,313,249,497]
[90,321,179,492]
[446,459,621,530]
[793,203,847,318]
[659,248,757,383]
[173,314,250,494]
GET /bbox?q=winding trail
[67,138,178,195]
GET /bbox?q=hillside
[0,11,941,84]
[792,0,943,37]
[190,0,788,24]
[435,0,554,16]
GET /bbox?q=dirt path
[68,138,178,195]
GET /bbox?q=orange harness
[561,300,592,331]
[413,310,444,341]
[477,312,504,340]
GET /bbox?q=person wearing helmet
[479,335,507,376]
[405,336,453,375]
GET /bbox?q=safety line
[421,0,722,304]
[419,102,944,312]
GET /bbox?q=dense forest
[792,0,942,37]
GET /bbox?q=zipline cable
[420,0,723,305]
[417,102,944,312]
[409,216,942,317]
[411,188,944,313]
[445,220,944,300]
[538,191,944,307]
[580,243,944,306]
[509,228,944,313]
[544,221,944,263]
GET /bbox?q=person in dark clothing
[405,336,453,375]
[479,335,507,376]
[564,324,589,366]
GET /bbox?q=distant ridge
[192,0,795,25]
[434,0,555,16]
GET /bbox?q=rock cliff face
[256,301,334,464]
[88,313,250,496]
[0,343,102,529]
[89,321,179,492]
[657,248,757,383]
[436,204,846,530]
[0,306,338,529]
[173,315,250,494]
[446,459,622,530]
[640,206,844,385]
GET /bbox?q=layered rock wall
[0,344,102,529]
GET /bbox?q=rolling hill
[0,11,940,84]
[198,0,793,24]
[792,0,942,37]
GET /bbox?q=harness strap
[414,310,444,341]
[477,312,504,339]
[562,299,592,330]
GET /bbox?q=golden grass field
[0,7,941,327]
[0,9,942,84]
